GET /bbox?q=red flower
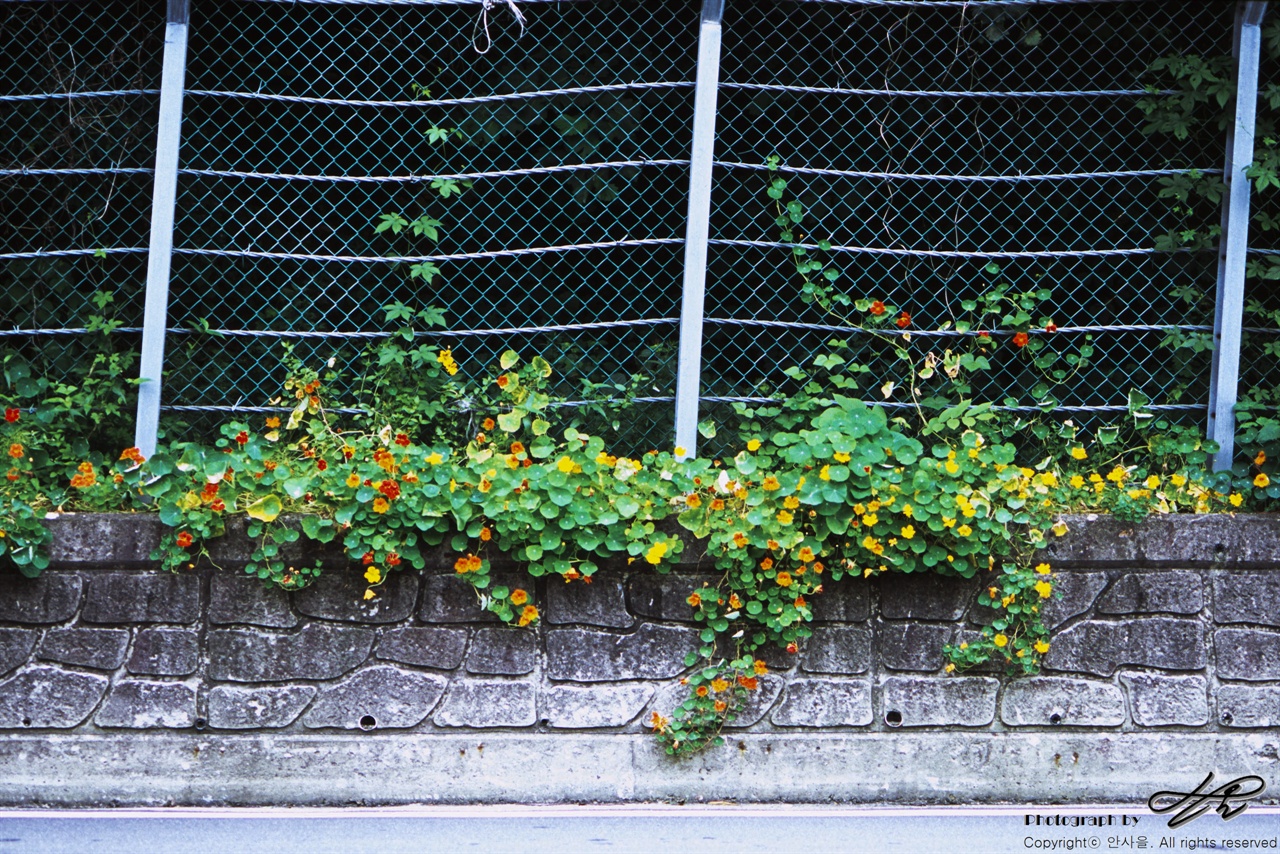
[316,459,328,471]
[386,552,402,567]
[869,300,886,316]
[394,433,410,447]
[977,331,991,341]
[378,480,401,501]
[1012,332,1029,348]
[234,431,249,446]
[210,499,225,513]
[3,408,17,423]
[786,642,799,654]
[896,312,911,329]
[175,531,194,549]
[361,552,375,565]
[1045,323,1058,333]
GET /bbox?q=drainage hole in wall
[21,718,30,727]
[1049,713,1062,725]
[194,718,207,731]
[884,710,903,728]
[1222,712,1234,725]
[359,714,377,731]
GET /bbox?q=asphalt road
[2,805,1280,854]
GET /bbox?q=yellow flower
[437,348,458,376]
[942,516,956,529]
[1070,447,1087,460]
[1035,563,1051,575]
[900,525,915,540]
[944,460,959,475]
[833,451,850,463]
[364,567,382,584]
[517,605,539,626]
[1230,493,1244,507]
[710,678,730,693]
[1039,472,1058,488]
[426,452,444,465]
[746,439,761,452]
[1106,466,1127,484]
[902,504,913,518]
[1145,475,1161,489]
[345,472,361,488]
[1034,639,1050,654]
[1255,473,1271,489]
[449,478,458,492]
[783,495,800,509]
[993,633,1008,648]
[1051,521,1068,537]
[674,446,687,457]
[1034,581,1052,599]
[867,501,881,512]
[363,589,376,600]
[862,513,878,527]
[645,541,669,565]
[372,497,389,514]
[957,524,972,537]
[944,663,956,672]
[968,448,979,459]
[1069,474,1085,489]
[777,510,794,525]
[595,452,616,466]
[555,456,575,474]
[819,465,831,481]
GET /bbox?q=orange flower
[118,447,146,465]
[510,442,525,455]
[517,604,539,626]
[8,469,22,481]
[372,497,390,513]
[869,300,886,316]
[713,700,727,713]
[687,592,702,607]
[482,418,496,431]
[798,546,815,562]
[753,659,768,675]
[480,526,492,542]
[737,676,758,691]
[776,572,793,587]
[685,494,702,508]
[265,416,281,429]
[7,443,22,459]
[1012,332,1029,348]
[496,374,510,389]
[175,531,194,548]
[710,498,725,511]
[510,589,529,606]
[760,557,774,571]
[695,685,709,697]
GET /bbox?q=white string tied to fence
[474,0,526,54]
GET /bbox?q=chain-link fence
[1,0,1272,459]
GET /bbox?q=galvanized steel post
[134,0,190,457]
[1209,0,1267,471]
[673,0,724,460]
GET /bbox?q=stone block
[1218,685,1280,727]
[434,679,537,728]
[0,573,80,624]
[302,666,445,730]
[1119,673,1208,727]
[94,680,196,729]
[724,674,786,728]
[1043,619,1205,676]
[626,574,718,623]
[0,629,36,676]
[800,626,871,674]
[207,685,316,729]
[36,628,129,671]
[127,628,199,677]
[466,628,537,675]
[878,572,973,620]
[82,573,199,624]
[419,574,506,623]
[294,569,417,624]
[207,624,373,682]
[46,513,161,566]
[543,684,654,728]
[1096,572,1203,615]
[1214,573,1280,627]
[876,622,951,672]
[809,577,870,623]
[771,678,873,727]
[209,574,298,628]
[546,625,699,682]
[1216,628,1280,681]
[545,577,633,628]
[0,665,107,728]
[1000,678,1125,727]
[880,676,998,727]
[375,627,467,670]
[1041,572,1108,630]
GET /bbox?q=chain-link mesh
[0,0,161,402]
[162,0,699,448]
[701,0,1232,451]
[3,0,1263,456]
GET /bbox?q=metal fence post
[1209,0,1267,472]
[673,0,724,460]
[134,0,190,457]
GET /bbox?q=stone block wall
[0,512,1278,805]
